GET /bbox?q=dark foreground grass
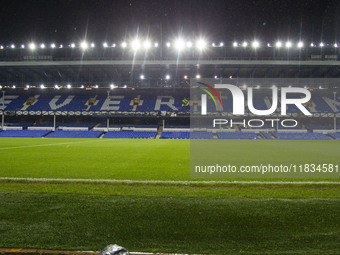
[0,192,339,254]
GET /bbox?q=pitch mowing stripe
[0,139,108,150]
[0,177,339,185]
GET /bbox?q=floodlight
[297,41,304,48]
[21,44,25,49]
[110,84,115,89]
[25,85,30,89]
[0,45,3,49]
[252,40,259,48]
[196,39,207,50]
[40,43,45,49]
[174,38,185,51]
[95,85,99,88]
[91,43,95,48]
[184,75,188,79]
[186,41,193,48]
[214,75,219,79]
[166,42,171,48]
[320,42,325,47]
[196,74,201,79]
[10,44,15,49]
[112,43,116,47]
[29,43,36,50]
[275,41,282,48]
[70,43,75,48]
[219,42,224,47]
[40,84,45,89]
[242,41,248,47]
[310,42,315,47]
[121,42,127,48]
[154,42,159,48]
[54,85,59,89]
[80,85,84,89]
[80,41,88,50]
[233,42,238,47]
[59,44,63,48]
[140,74,145,80]
[285,41,292,48]
[51,43,56,48]
[131,39,141,51]
[12,85,16,89]
[103,42,108,48]
[67,84,71,89]
[334,43,338,48]
[143,40,151,50]
[165,74,170,80]
[123,85,127,88]
[212,43,216,47]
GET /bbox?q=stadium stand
[190,131,214,139]
[329,133,340,139]
[217,132,258,139]
[103,131,156,139]
[272,132,331,140]
[0,130,50,137]
[46,130,103,138]
[161,131,190,139]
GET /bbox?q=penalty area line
[0,177,339,185]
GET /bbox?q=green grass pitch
[0,138,339,254]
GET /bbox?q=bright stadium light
[140,74,145,80]
[196,39,207,50]
[165,74,170,80]
[29,43,36,50]
[0,45,3,49]
[252,40,259,49]
[184,75,188,79]
[214,75,219,79]
[95,85,99,88]
[12,85,16,89]
[51,43,56,48]
[59,44,63,48]
[154,42,159,48]
[174,38,185,51]
[54,84,59,89]
[80,85,84,89]
[80,41,88,50]
[242,41,248,47]
[285,41,292,48]
[186,41,193,48]
[10,44,15,49]
[91,43,95,48]
[25,84,30,89]
[121,41,127,48]
[320,42,325,47]
[112,43,116,47]
[21,44,25,49]
[310,42,315,47]
[212,42,216,47]
[143,40,151,50]
[40,84,45,89]
[40,43,45,49]
[275,41,282,48]
[297,41,304,48]
[233,42,238,47]
[67,84,71,89]
[70,43,75,48]
[166,42,171,48]
[334,43,338,48]
[103,42,108,48]
[196,74,201,79]
[131,39,141,51]
[219,42,224,47]
[267,43,272,47]
[110,84,115,89]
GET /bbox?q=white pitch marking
[0,139,107,150]
[0,177,339,185]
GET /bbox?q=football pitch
[0,138,339,254]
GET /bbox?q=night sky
[0,0,340,44]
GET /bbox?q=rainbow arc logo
[197,82,223,111]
